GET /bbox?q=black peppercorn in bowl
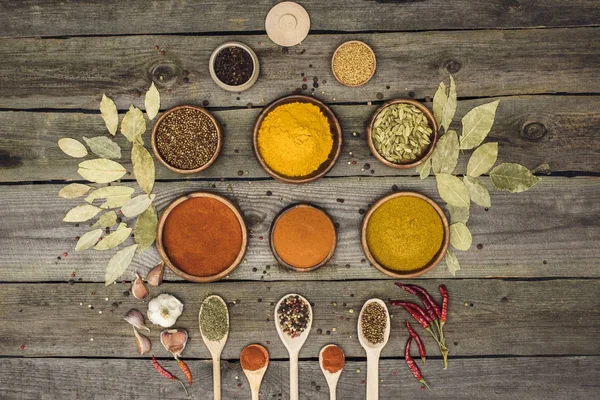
[151,105,223,174]
[209,41,260,92]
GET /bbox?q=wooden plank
[0,356,598,400]
[1,28,599,110]
[0,280,598,358]
[0,177,598,282]
[1,0,599,37]
[1,95,598,182]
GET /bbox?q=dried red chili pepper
[395,283,441,321]
[389,300,431,328]
[405,338,430,390]
[439,285,449,325]
[177,358,193,385]
[151,355,188,395]
[406,321,426,364]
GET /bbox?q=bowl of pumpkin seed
[367,99,439,169]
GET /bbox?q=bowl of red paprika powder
[156,192,248,282]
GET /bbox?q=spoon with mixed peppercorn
[274,293,313,400]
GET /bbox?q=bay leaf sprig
[58,85,160,285]
[425,76,541,276]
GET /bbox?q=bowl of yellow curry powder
[361,192,450,278]
[253,95,342,183]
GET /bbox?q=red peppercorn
[154,45,159,50]
[62,252,68,257]
[19,344,25,350]
[161,51,165,55]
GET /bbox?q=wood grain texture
[1,0,599,37]
[0,177,598,283]
[1,28,599,110]
[1,280,598,358]
[1,356,598,400]
[1,95,598,182]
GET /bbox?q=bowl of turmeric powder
[361,191,449,278]
[252,95,343,183]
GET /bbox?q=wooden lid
[265,1,310,47]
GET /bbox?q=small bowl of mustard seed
[331,40,376,87]
[151,105,222,174]
[209,41,260,92]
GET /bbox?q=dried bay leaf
[100,94,119,136]
[467,142,498,177]
[75,229,103,251]
[58,183,91,199]
[105,244,138,286]
[144,82,160,120]
[93,211,118,228]
[445,249,461,277]
[431,130,459,174]
[100,195,131,209]
[447,204,470,224]
[450,222,472,251]
[135,205,157,252]
[94,227,132,250]
[432,82,447,129]
[416,158,431,180]
[460,100,500,150]
[78,158,127,184]
[132,143,155,194]
[85,186,134,203]
[121,194,156,218]
[121,105,146,144]
[83,136,122,159]
[58,138,88,158]
[441,76,457,133]
[463,176,491,208]
[436,173,470,207]
[490,163,541,193]
[63,204,102,222]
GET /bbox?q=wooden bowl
[156,192,248,283]
[331,40,377,87]
[151,105,223,174]
[209,41,260,92]
[360,191,449,279]
[252,95,343,184]
[366,99,439,169]
[269,203,337,272]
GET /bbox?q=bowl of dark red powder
[156,192,248,282]
[151,105,222,174]
[209,41,260,92]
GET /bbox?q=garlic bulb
[160,328,188,358]
[124,309,150,332]
[147,294,183,327]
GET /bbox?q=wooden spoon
[319,344,345,400]
[274,293,313,400]
[358,299,390,400]
[241,344,269,400]
[199,295,229,400]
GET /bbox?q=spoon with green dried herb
[199,295,229,400]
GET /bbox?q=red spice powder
[272,205,336,269]
[240,344,268,371]
[321,345,344,373]
[162,197,243,277]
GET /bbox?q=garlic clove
[146,261,165,287]
[147,294,184,328]
[133,327,151,355]
[160,328,189,358]
[131,272,149,300]
[124,309,150,332]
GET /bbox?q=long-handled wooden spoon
[241,344,269,400]
[358,299,390,400]
[199,295,229,400]
[319,344,345,400]
[274,293,313,400]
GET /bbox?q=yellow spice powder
[257,102,333,177]
[366,196,444,272]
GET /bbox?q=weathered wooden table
[1,1,599,399]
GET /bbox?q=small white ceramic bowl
[209,41,260,92]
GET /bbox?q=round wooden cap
[265,1,310,47]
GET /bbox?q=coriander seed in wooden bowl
[151,105,222,174]
[331,40,376,87]
[367,99,439,169]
